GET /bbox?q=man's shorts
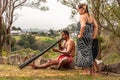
[58,55,73,65]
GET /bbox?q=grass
[102,52,120,65]
[12,35,55,41]
[5,34,120,80]
[12,36,20,41]
[35,36,55,41]
[2,49,7,57]
[0,65,120,80]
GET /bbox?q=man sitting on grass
[31,30,75,69]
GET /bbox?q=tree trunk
[117,0,120,6]
[4,28,11,55]
[0,2,2,57]
[91,0,102,59]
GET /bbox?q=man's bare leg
[31,59,59,69]
[57,57,69,69]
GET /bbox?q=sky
[12,0,86,30]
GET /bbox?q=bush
[11,37,16,47]
[17,35,36,49]
[24,41,30,48]
[31,44,38,50]
[97,36,104,43]
[35,38,57,51]
[15,35,58,53]
[11,45,23,51]
[115,26,120,36]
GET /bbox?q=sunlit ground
[0,65,120,80]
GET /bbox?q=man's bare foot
[30,64,38,69]
[30,64,45,69]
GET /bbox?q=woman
[76,4,98,75]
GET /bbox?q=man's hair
[61,30,69,36]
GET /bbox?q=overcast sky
[12,0,86,30]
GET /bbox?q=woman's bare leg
[94,60,99,72]
[80,68,90,75]
[90,65,94,75]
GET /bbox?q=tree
[58,0,120,59]
[12,26,18,30]
[0,0,48,56]
[18,27,22,31]
[89,0,120,55]
[0,0,9,56]
[2,0,28,56]
[58,0,79,18]
[49,29,54,36]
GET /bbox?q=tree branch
[14,0,27,8]
[2,0,8,14]
[117,0,120,6]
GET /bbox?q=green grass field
[12,35,56,41]
[12,36,20,41]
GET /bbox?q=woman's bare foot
[80,69,90,75]
[80,71,90,75]
[80,68,90,75]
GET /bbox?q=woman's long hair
[78,4,89,16]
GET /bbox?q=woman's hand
[92,34,97,39]
[77,34,83,39]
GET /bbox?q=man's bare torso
[63,38,75,57]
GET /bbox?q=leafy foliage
[11,38,16,47]
[17,35,36,49]
[12,26,22,30]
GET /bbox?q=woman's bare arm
[93,18,98,39]
[78,15,87,38]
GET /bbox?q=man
[31,30,75,69]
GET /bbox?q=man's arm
[58,41,74,55]
[58,41,64,50]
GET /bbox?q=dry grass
[0,65,120,80]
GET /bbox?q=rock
[68,60,75,69]
[0,56,3,64]
[104,63,120,74]
[2,57,8,64]
[98,61,120,74]
[98,63,106,71]
[8,55,15,65]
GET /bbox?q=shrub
[17,35,36,49]
[11,37,16,47]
